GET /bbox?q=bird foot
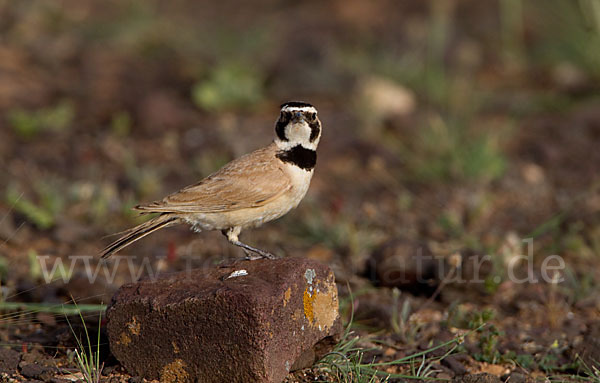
[241,247,277,260]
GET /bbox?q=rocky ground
[1,0,600,382]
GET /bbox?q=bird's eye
[310,113,316,120]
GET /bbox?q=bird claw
[241,248,277,260]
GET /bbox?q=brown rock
[0,348,21,374]
[107,257,342,383]
[19,363,55,381]
[501,372,537,383]
[442,355,468,376]
[365,239,439,295]
[453,373,502,383]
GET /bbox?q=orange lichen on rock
[302,271,338,332]
[160,359,189,383]
[283,287,292,307]
[127,316,141,336]
[303,287,316,323]
[119,332,131,346]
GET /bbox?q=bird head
[274,101,321,151]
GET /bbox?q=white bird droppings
[226,269,248,279]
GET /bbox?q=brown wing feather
[134,144,290,214]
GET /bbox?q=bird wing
[134,144,290,214]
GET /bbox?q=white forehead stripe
[281,106,317,113]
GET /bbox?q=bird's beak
[291,112,304,123]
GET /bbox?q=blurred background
[1,0,600,380]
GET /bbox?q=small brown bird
[101,101,321,260]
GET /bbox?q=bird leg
[222,227,277,260]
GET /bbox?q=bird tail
[100,214,180,259]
